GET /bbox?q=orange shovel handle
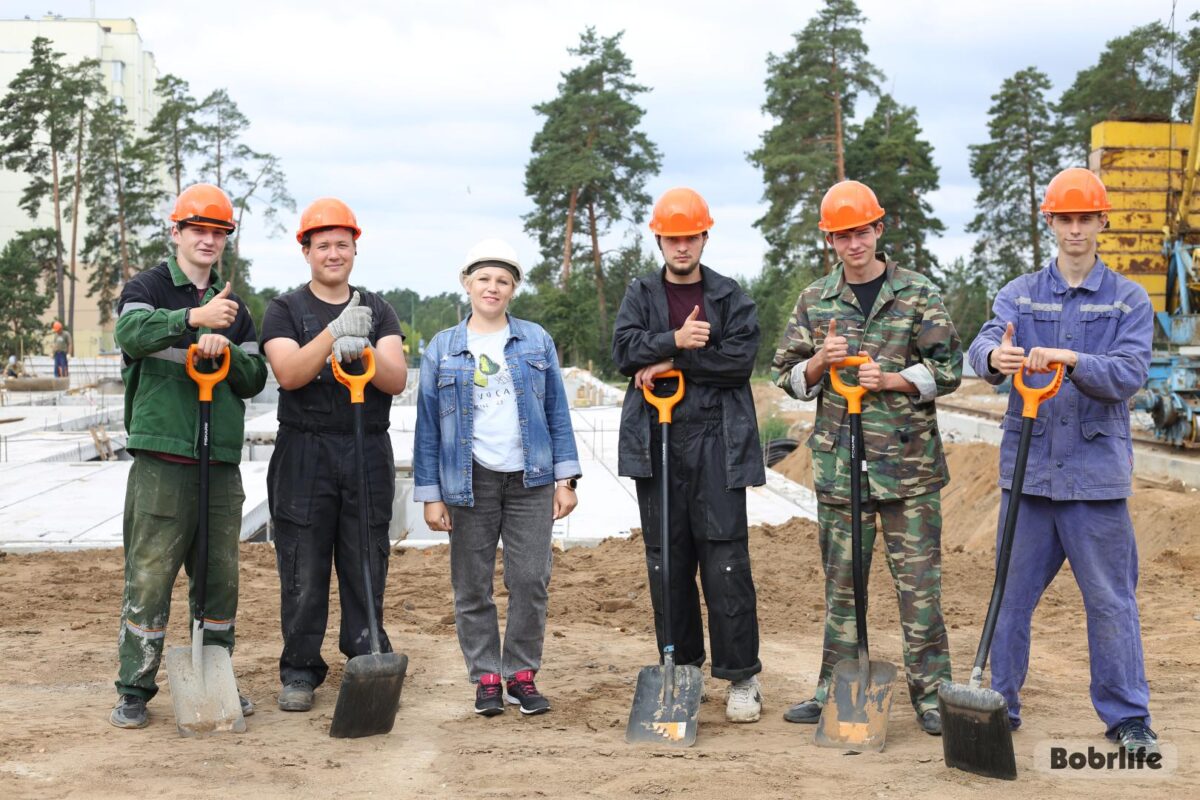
[331,346,376,404]
[641,369,685,424]
[185,344,230,402]
[1013,359,1065,419]
[829,355,871,415]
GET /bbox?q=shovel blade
[329,652,408,739]
[625,663,704,747]
[815,658,898,752]
[165,644,246,737]
[938,681,1018,780]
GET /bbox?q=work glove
[326,291,372,339]
[332,335,370,363]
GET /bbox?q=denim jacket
[413,315,581,506]
[967,259,1152,500]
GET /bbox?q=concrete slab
[0,430,126,464]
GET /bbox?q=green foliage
[147,74,203,196]
[747,258,823,372]
[966,67,1062,290]
[0,230,57,356]
[379,288,467,349]
[748,0,882,274]
[844,95,944,273]
[758,413,791,443]
[931,256,990,349]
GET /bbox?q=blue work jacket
[413,315,581,506]
[968,258,1153,500]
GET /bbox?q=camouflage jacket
[771,259,962,504]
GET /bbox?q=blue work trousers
[991,492,1150,735]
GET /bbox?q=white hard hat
[460,238,523,285]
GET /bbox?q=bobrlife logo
[1034,740,1177,779]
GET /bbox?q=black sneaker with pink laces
[474,673,504,716]
[504,670,551,715]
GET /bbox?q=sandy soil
[2,442,1199,799]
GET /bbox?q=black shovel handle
[332,349,384,655]
[970,361,1065,678]
[185,345,230,636]
[830,357,872,660]
[643,370,685,658]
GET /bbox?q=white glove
[332,335,369,363]
[326,291,372,339]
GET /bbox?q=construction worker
[110,183,267,728]
[414,238,580,716]
[612,188,766,723]
[4,355,20,378]
[51,320,70,377]
[261,197,407,713]
[773,180,961,735]
[967,168,1157,753]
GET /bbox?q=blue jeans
[991,492,1150,734]
[54,351,68,377]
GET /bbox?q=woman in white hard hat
[413,238,581,717]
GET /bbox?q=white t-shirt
[467,326,524,472]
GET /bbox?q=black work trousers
[268,426,396,687]
[634,416,761,682]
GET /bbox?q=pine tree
[0,230,57,359]
[966,67,1062,289]
[844,94,944,273]
[0,37,89,326]
[932,256,990,347]
[1058,21,1195,158]
[748,0,882,275]
[523,27,660,343]
[147,74,203,196]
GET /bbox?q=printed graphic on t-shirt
[473,354,514,410]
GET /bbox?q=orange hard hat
[1040,168,1111,214]
[649,188,714,237]
[818,180,886,233]
[170,183,236,231]
[52,321,62,331]
[297,197,362,244]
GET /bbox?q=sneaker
[109,694,148,729]
[504,670,551,715]
[783,697,822,724]
[920,709,942,736]
[239,694,255,717]
[278,681,315,712]
[475,673,504,716]
[726,676,762,723]
[1111,719,1159,755]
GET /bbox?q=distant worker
[772,179,961,735]
[968,168,1157,754]
[52,321,70,377]
[4,355,20,378]
[414,238,579,717]
[109,184,267,729]
[612,188,766,723]
[261,198,408,713]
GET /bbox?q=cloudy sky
[4,1,1187,296]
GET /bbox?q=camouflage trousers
[814,491,950,715]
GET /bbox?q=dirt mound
[772,441,813,487]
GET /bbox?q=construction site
[3,5,1200,800]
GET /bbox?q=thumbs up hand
[674,304,711,350]
[989,321,1025,375]
[190,281,238,330]
[327,290,373,339]
[819,318,849,369]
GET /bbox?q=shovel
[165,344,246,737]
[940,360,1064,780]
[626,369,704,747]
[815,355,898,752]
[328,347,408,738]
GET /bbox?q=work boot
[475,673,504,717]
[783,697,822,724]
[726,676,762,723]
[240,694,255,717]
[109,694,148,729]
[504,670,551,715]
[920,709,942,736]
[1111,719,1159,755]
[278,681,315,712]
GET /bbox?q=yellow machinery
[1090,79,1200,445]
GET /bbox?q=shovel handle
[829,355,871,415]
[185,345,230,402]
[641,369,685,424]
[1013,360,1064,418]
[331,346,376,404]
